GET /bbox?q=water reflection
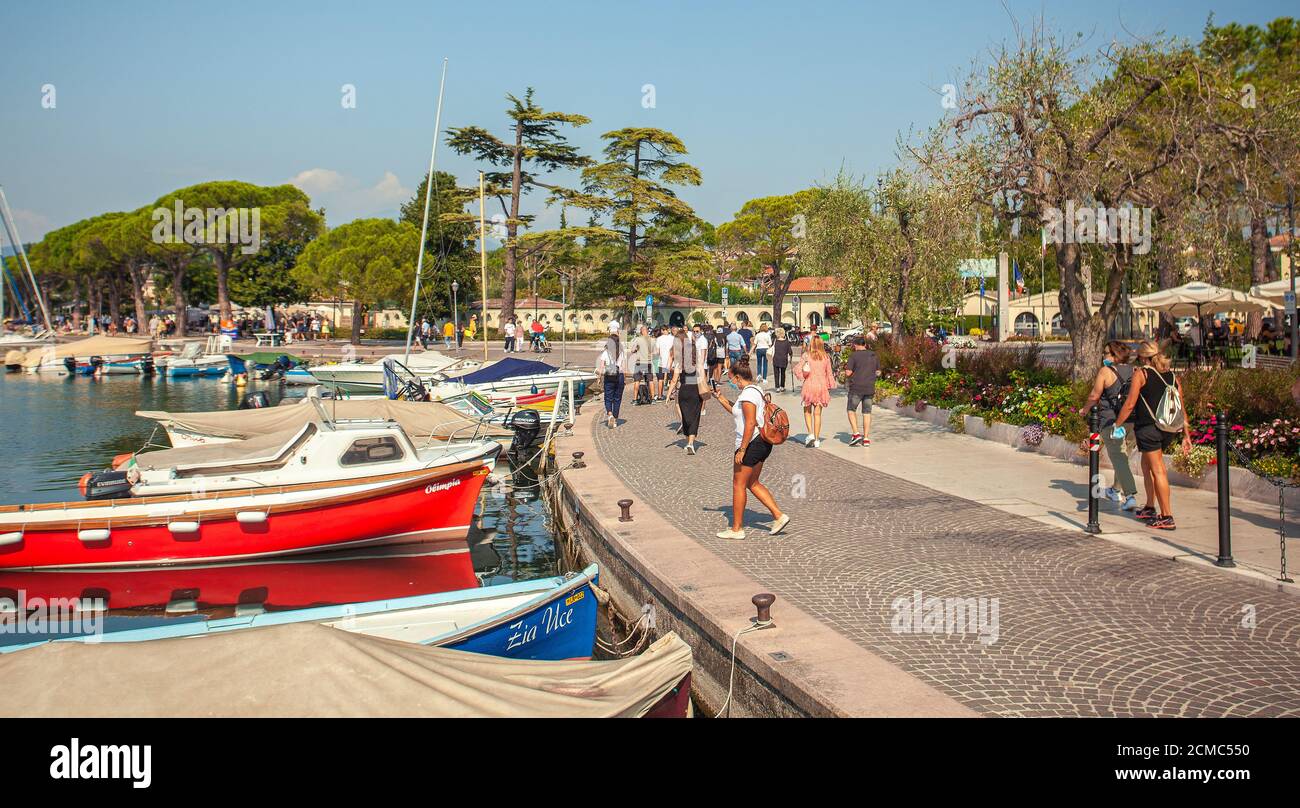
[0,371,564,643]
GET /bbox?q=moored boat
[1,563,601,659]
[0,622,693,717]
[0,458,494,569]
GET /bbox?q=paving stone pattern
[592,399,1300,717]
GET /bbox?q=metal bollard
[617,499,633,522]
[1085,407,1102,534]
[571,451,585,469]
[752,593,775,625]
[1215,416,1236,568]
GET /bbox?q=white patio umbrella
[1128,281,1273,319]
[1250,278,1292,308]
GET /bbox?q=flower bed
[867,336,1300,485]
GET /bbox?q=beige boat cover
[21,335,153,368]
[130,424,316,471]
[0,624,692,717]
[137,398,511,442]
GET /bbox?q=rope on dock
[715,620,772,718]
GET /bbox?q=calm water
[0,370,561,644]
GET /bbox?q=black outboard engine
[79,469,134,500]
[140,356,156,376]
[507,409,542,454]
[240,391,271,409]
[63,356,77,374]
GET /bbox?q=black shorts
[1135,423,1178,453]
[847,393,873,413]
[739,438,773,467]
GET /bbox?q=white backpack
[1141,369,1185,433]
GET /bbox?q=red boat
[0,542,479,611]
[0,462,492,570]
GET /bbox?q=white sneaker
[1121,495,1139,511]
[813,438,822,448]
[769,514,790,535]
[805,434,815,446]
[715,528,746,540]
[1104,487,1121,504]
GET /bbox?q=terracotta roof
[1270,233,1295,249]
[786,276,839,293]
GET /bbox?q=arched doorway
[808,311,822,329]
[1014,312,1039,337]
[669,310,685,327]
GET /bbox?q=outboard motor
[240,391,271,409]
[507,408,542,454]
[63,356,77,374]
[78,469,134,500]
[140,355,156,376]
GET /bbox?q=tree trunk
[214,250,233,322]
[172,263,188,338]
[771,260,792,327]
[351,300,363,346]
[107,275,122,326]
[629,142,642,269]
[1156,253,1179,338]
[127,261,149,328]
[1056,243,1108,381]
[500,128,525,326]
[1246,214,1269,339]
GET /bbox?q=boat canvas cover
[451,357,557,384]
[130,423,316,472]
[137,398,511,442]
[20,335,152,368]
[0,624,692,717]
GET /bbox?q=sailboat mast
[0,186,53,332]
[480,171,488,362]
[403,57,449,365]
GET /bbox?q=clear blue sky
[0,0,1292,243]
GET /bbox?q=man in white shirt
[503,319,517,353]
[654,327,676,401]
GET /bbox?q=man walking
[844,335,879,446]
[503,318,517,353]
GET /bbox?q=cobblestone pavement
[591,397,1300,717]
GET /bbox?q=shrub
[1171,445,1215,479]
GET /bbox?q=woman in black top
[771,328,792,392]
[674,325,708,455]
[1114,340,1191,531]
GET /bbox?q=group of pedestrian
[1080,339,1190,531]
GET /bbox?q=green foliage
[293,218,426,313]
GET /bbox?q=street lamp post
[451,281,459,351]
[1289,186,1296,361]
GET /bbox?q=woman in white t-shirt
[752,323,773,382]
[711,357,789,540]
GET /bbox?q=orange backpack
[747,387,789,445]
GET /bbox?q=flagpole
[479,171,488,363]
[404,57,449,366]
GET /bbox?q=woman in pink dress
[793,337,836,447]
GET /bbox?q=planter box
[878,396,1298,511]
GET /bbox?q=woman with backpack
[1113,340,1192,531]
[793,336,837,447]
[1078,341,1139,512]
[595,323,626,429]
[712,358,789,540]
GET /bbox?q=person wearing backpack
[673,325,708,455]
[1114,340,1192,531]
[712,357,790,540]
[595,323,626,429]
[1078,341,1139,511]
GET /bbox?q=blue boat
[1,564,601,660]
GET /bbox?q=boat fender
[167,521,200,534]
[235,511,268,524]
[0,531,23,547]
[77,528,110,542]
[110,452,134,470]
[586,581,611,607]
